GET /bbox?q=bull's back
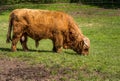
[11,9,69,30]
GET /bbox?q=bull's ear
[83,37,90,47]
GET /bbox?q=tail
[6,15,13,43]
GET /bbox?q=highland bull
[6,9,90,55]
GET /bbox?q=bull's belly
[26,30,53,40]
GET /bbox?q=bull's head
[63,36,90,55]
[73,36,90,55]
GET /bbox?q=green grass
[0,3,120,81]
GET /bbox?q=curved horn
[83,37,90,47]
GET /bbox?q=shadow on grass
[64,51,78,55]
[0,47,52,52]
[0,47,11,52]
[0,47,77,55]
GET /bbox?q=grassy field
[0,3,120,81]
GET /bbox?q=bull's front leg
[52,33,63,53]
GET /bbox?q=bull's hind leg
[11,22,24,52]
[11,34,22,52]
[52,33,63,53]
[20,34,28,51]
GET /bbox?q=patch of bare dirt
[69,9,120,17]
[0,58,78,81]
[0,5,12,14]
[0,57,116,81]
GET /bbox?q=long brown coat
[6,9,90,55]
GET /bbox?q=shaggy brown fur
[6,9,90,55]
